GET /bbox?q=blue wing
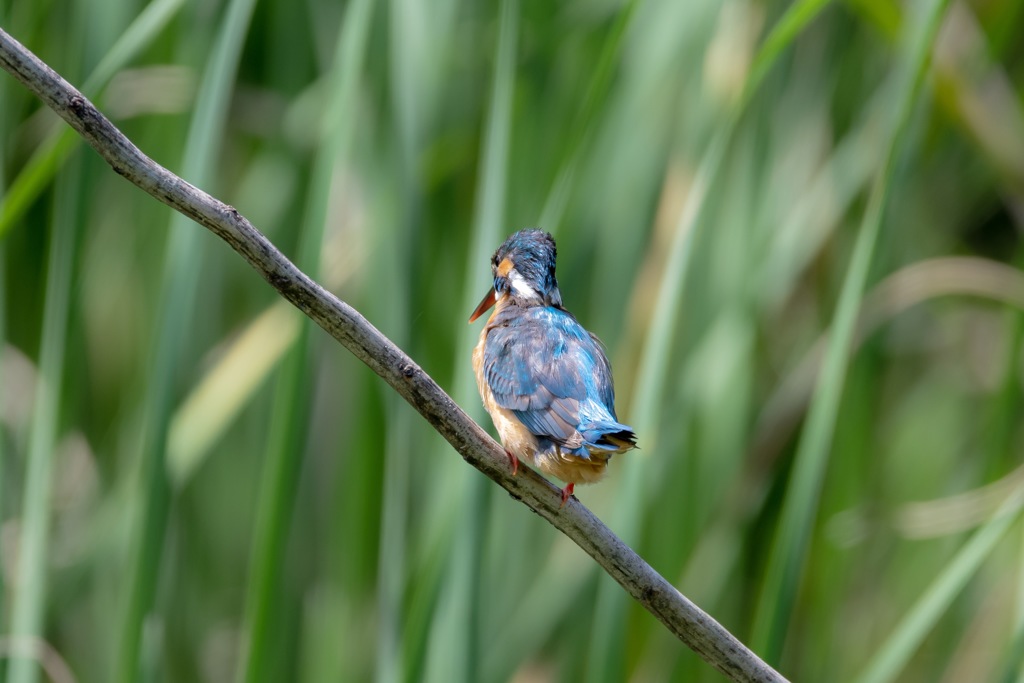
[483,306,635,456]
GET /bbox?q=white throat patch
[508,268,539,300]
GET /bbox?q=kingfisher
[469,229,637,506]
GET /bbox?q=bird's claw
[559,482,575,508]
[504,448,519,477]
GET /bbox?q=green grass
[751,0,951,662]
[6,147,80,683]
[237,0,373,679]
[116,0,257,679]
[4,0,1024,681]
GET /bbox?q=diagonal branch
[0,26,787,683]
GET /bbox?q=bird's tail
[580,420,637,453]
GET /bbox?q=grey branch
[0,26,788,683]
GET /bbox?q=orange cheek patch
[497,258,513,277]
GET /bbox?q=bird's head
[469,229,563,323]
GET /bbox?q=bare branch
[0,26,788,683]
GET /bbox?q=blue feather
[483,304,635,456]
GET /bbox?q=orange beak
[468,288,497,323]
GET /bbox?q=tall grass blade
[375,0,423,678]
[853,492,1024,683]
[1013,523,1024,683]
[115,0,257,679]
[166,302,298,487]
[376,0,461,678]
[420,1,516,681]
[237,337,312,683]
[740,0,833,107]
[0,0,7,641]
[750,0,951,662]
[537,0,638,231]
[236,0,375,679]
[589,0,835,677]
[5,161,80,683]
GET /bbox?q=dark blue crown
[492,229,559,299]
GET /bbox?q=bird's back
[477,303,636,465]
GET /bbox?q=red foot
[504,449,519,477]
[559,482,575,508]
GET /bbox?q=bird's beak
[468,288,497,323]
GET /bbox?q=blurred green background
[3,0,1024,680]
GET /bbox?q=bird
[469,229,637,507]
